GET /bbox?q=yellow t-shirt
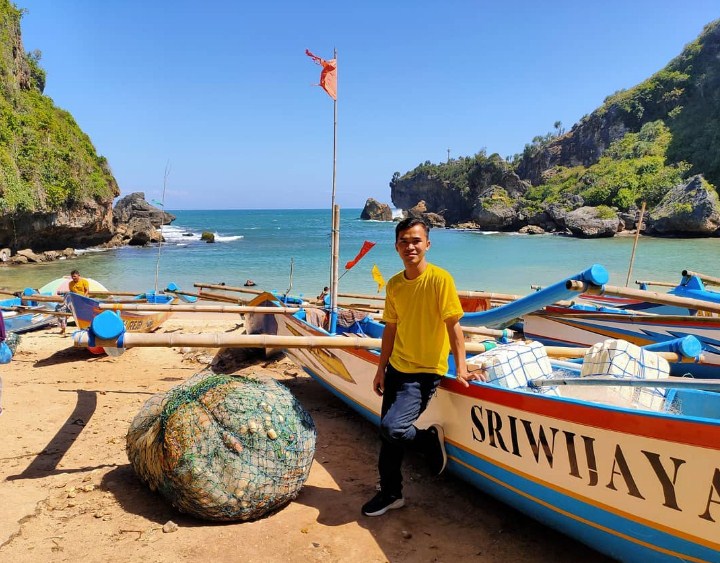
[382,263,463,375]
[69,278,90,295]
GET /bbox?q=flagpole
[329,48,339,334]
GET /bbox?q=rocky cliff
[0,1,119,251]
[387,19,720,238]
[517,20,720,187]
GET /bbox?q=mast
[329,48,339,334]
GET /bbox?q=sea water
[0,209,718,297]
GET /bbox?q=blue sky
[17,1,720,210]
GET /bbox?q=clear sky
[16,1,720,210]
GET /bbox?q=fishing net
[126,371,316,521]
[5,332,20,355]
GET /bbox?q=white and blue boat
[241,271,719,562]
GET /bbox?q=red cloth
[305,49,337,100]
[345,241,375,270]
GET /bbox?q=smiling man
[362,217,485,517]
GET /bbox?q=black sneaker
[426,424,447,475]
[361,491,405,517]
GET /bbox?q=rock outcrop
[113,192,176,227]
[564,207,621,238]
[360,198,392,221]
[646,175,720,236]
[107,193,173,247]
[470,187,520,231]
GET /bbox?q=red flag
[345,241,375,270]
[305,49,337,100]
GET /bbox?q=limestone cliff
[0,1,119,251]
[388,19,720,237]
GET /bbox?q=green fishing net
[126,372,316,521]
[5,332,20,355]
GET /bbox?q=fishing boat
[65,283,193,334]
[0,291,57,333]
[523,304,720,378]
[0,276,112,334]
[580,270,720,316]
[241,279,718,562]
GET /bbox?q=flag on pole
[305,49,337,100]
[151,199,164,207]
[371,264,386,293]
[344,241,375,270]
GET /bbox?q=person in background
[317,286,329,302]
[57,269,90,335]
[361,217,486,517]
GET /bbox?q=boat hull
[66,293,174,333]
[524,307,720,378]
[0,297,56,333]
[247,292,720,562]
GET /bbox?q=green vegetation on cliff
[391,151,513,199]
[0,1,118,213]
[526,121,691,209]
[594,19,720,187]
[392,19,720,224]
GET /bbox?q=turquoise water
[1,209,718,297]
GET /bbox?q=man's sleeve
[440,274,463,321]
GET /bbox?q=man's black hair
[395,217,430,241]
[70,269,80,276]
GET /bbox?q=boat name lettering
[124,320,144,331]
[470,403,720,521]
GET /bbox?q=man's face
[395,224,430,268]
[71,273,80,282]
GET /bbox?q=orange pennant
[345,241,375,270]
[305,49,337,100]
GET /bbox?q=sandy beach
[0,314,609,563]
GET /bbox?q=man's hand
[372,369,385,396]
[456,365,487,387]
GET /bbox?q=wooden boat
[580,270,720,316]
[523,304,719,378]
[65,285,192,334]
[240,282,718,562]
[0,297,55,333]
[0,277,112,334]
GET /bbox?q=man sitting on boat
[362,218,485,517]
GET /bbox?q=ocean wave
[162,225,243,243]
[214,234,244,242]
[76,247,111,254]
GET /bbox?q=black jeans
[378,364,442,497]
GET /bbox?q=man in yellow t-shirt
[58,269,90,335]
[361,217,486,518]
[68,270,90,296]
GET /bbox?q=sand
[0,315,609,562]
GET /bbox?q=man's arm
[446,316,487,386]
[373,322,396,396]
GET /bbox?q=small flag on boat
[151,199,164,207]
[371,264,385,293]
[305,49,337,100]
[345,241,375,270]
